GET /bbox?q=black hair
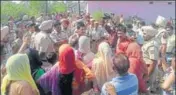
[115,24,127,33]
[76,21,85,29]
[113,54,130,76]
[0,44,4,55]
[140,21,145,26]
[35,24,40,32]
[166,25,174,30]
[46,52,57,65]
[53,21,61,28]
[28,23,36,28]
[126,24,133,29]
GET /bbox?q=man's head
[115,24,127,39]
[1,26,9,42]
[94,21,99,29]
[76,21,86,36]
[113,54,130,76]
[141,26,157,41]
[139,21,145,28]
[54,21,61,33]
[155,15,167,28]
[126,24,133,31]
[28,23,36,32]
[35,24,40,33]
[90,19,95,26]
[61,19,69,29]
[39,20,53,33]
[166,25,174,36]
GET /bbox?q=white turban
[78,36,91,54]
[141,26,157,37]
[39,20,53,31]
[1,26,9,41]
[156,15,167,27]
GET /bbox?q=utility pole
[45,1,48,16]
[78,0,81,16]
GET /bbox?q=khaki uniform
[142,38,160,91]
[166,34,175,54]
[62,28,72,37]
[34,31,55,53]
[50,30,68,43]
[155,28,168,46]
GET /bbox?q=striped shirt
[102,73,138,95]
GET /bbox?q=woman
[1,54,39,95]
[37,44,94,95]
[75,36,95,68]
[26,48,45,81]
[125,42,148,93]
[92,42,116,92]
[37,44,76,95]
[161,56,175,95]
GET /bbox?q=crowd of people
[1,11,175,95]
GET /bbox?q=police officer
[34,20,55,61]
[141,26,159,93]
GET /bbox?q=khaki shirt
[34,31,55,53]
[50,30,68,43]
[155,28,168,45]
[142,39,159,64]
[166,34,175,53]
[62,27,72,37]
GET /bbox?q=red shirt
[116,38,132,54]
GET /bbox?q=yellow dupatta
[1,54,39,95]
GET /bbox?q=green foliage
[49,2,67,14]
[1,1,26,24]
[1,1,68,24]
[92,10,104,21]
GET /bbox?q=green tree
[1,1,26,24]
[49,2,67,14]
[92,10,104,21]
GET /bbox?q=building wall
[87,1,175,23]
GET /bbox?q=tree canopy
[1,1,67,24]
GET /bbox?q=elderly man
[34,20,55,61]
[141,26,159,93]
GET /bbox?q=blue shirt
[102,73,138,95]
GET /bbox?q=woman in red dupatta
[126,42,148,93]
